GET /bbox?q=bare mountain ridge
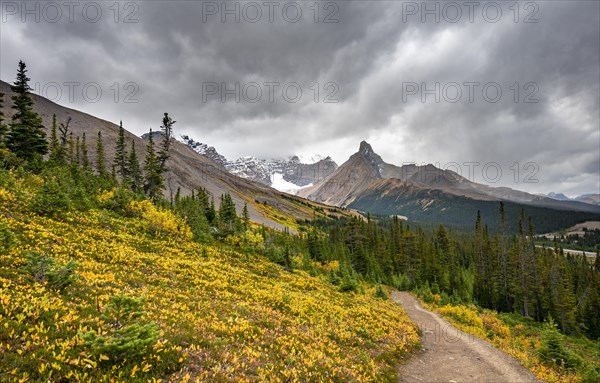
[0,80,341,230]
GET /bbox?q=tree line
[298,206,600,339]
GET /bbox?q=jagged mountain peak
[178,135,228,167]
[359,140,373,154]
[357,140,384,167]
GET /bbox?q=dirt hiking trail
[393,291,540,383]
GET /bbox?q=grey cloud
[0,0,598,195]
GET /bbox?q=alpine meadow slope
[0,170,420,382]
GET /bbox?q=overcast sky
[1,0,598,196]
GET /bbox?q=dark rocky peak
[357,140,384,167]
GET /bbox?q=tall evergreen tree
[81,133,90,169]
[218,193,239,233]
[207,198,216,225]
[158,113,175,170]
[498,201,512,312]
[113,121,128,180]
[96,131,107,176]
[75,136,81,166]
[48,114,62,164]
[0,92,7,148]
[67,132,75,165]
[7,60,48,161]
[143,129,164,200]
[242,203,250,228]
[127,141,142,193]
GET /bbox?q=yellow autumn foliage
[0,190,419,382]
[129,200,192,240]
[225,230,265,252]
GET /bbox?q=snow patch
[271,173,313,195]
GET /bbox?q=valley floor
[393,292,540,383]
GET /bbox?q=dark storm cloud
[0,0,598,196]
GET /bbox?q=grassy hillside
[0,173,419,382]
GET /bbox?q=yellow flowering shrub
[480,313,511,338]
[129,200,192,240]
[97,189,115,203]
[225,230,265,252]
[437,304,484,329]
[0,187,15,204]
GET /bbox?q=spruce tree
[81,133,90,169]
[158,113,175,170]
[207,198,216,225]
[96,131,107,176]
[0,92,7,148]
[127,141,142,193]
[242,203,250,228]
[143,129,164,200]
[218,193,239,233]
[48,114,63,164]
[67,132,75,165]
[113,121,128,180]
[75,136,81,166]
[7,60,48,161]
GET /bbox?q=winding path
[393,291,540,383]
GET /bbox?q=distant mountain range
[298,141,600,232]
[179,135,338,189]
[547,192,600,206]
[177,135,598,232]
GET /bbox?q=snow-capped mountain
[226,156,276,186]
[226,155,338,189]
[179,135,338,193]
[179,135,228,167]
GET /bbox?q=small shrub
[327,269,341,286]
[373,285,388,300]
[339,273,359,293]
[225,230,265,253]
[81,294,159,360]
[416,284,435,304]
[70,185,92,211]
[23,250,77,291]
[437,305,483,328]
[129,200,192,239]
[31,178,71,216]
[582,364,600,383]
[0,222,17,252]
[537,317,583,370]
[481,313,510,338]
[98,188,137,215]
[391,273,411,291]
